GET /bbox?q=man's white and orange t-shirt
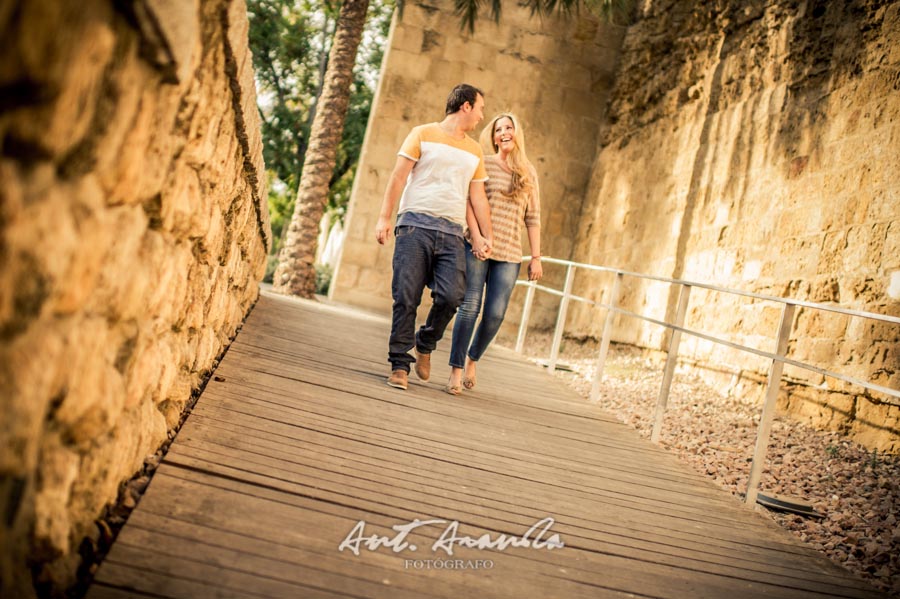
[397,123,488,228]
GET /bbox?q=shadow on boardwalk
[87,291,884,598]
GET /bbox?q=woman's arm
[469,180,493,259]
[525,169,542,280]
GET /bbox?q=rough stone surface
[564,0,900,450]
[0,0,269,596]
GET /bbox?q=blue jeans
[389,226,466,372]
[449,243,521,368]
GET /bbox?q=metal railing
[513,256,900,505]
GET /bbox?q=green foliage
[248,0,319,193]
[249,0,393,257]
[588,0,636,25]
[315,263,334,295]
[451,0,636,32]
[265,171,293,261]
[868,448,879,471]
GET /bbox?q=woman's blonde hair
[479,113,535,196]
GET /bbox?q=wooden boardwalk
[88,291,883,599]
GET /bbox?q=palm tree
[273,0,634,298]
[273,0,370,297]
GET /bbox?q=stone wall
[0,0,270,595]
[330,0,625,325]
[567,0,900,450]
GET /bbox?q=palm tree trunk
[297,13,335,167]
[272,0,370,297]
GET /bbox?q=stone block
[53,324,126,449]
[357,267,388,293]
[520,31,558,60]
[334,263,360,290]
[391,23,424,54]
[852,400,900,452]
[94,206,152,322]
[4,190,76,319]
[52,179,111,315]
[204,206,227,261]
[161,162,202,237]
[866,185,899,224]
[135,0,200,84]
[5,4,116,159]
[184,104,223,168]
[182,263,212,331]
[148,237,191,324]
[347,211,372,241]
[124,336,163,408]
[32,433,80,557]
[563,87,601,119]
[400,4,436,29]
[390,49,435,81]
[426,59,466,90]
[192,326,220,372]
[461,63,489,86]
[0,322,67,475]
[882,221,900,269]
[94,48,145,192]
[151,337,177,405]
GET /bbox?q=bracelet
[531,255,541,260]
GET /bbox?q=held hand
[479,237,492,260]
[528,257,543,281]
[374,216,391,245]
[470,232,487,261]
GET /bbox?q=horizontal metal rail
[532,256,900,325]
[515,259,900,400]
[513,255,900,505]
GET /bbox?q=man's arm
[374,156,415,244]
[465,201,480,239]
[468,180,493,257]
[465,202,488,261]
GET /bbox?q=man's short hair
[445,83,484,115]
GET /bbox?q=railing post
[547,264,576,372]
[651,284,692,443]
[745,303,796,506]
[590,272,623,402]
[515,280,537,354]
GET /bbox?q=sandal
[444,383,462,396]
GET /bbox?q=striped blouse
[475,154,541,263]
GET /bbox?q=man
[374,83,494,390]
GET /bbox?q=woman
[446,113,542,395]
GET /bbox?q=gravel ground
[495,331,900,596]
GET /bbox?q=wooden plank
[85,584,167,599]
[157,450,876,597]
[119,465,876,599]
[168,422,853,574]
[191,386,738,509]
[89,293,884,599]
[95,549,349,599]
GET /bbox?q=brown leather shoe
[414,349,431,382]
[387,369,408,390]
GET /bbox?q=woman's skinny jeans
[449,242,521,368]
